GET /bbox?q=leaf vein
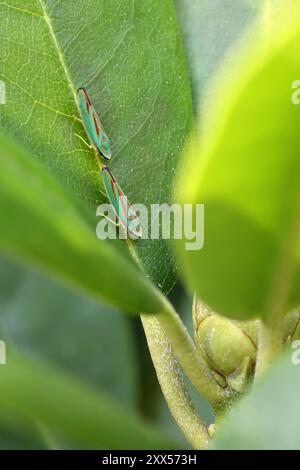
[0,75,77,121]
[0,1,43,18]
[38,0,77,103]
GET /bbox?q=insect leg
[98,188,107,199]
[72,115,82,123]
[74,133,92,149]
[96,211,120,228]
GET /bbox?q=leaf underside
[0,0,193,293]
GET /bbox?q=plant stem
[141,314,210,449]
[127,236,228,409]
[149,297,230,411]
[128,241,229,410]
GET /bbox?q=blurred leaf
[0,132,163,314]
[0,256,139,409]
[0,406,47,450]
[213,352,300,449]
[174,0,262,106]
[176,4,300,320]
[174,1,292,109]
[0,430,44,450]
[0,349,180,450]
[0,0,192,293]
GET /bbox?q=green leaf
[0,349,180,449]
[174,0,263,106]
[176,4,300,320]
[0,256,145,448]
[213,352,300,449]
[0,431,43,450]
[0,406,47,449]
[0,256,139,409]
[0,0,192,293]
[0,131,163,314]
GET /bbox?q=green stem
[127,240,229,410]
[141,315,210,449]
[153,297,229,410]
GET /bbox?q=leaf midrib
[38,0,77,103]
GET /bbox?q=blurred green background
[1,0,297,450]
[0,254,213,449]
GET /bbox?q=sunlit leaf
[0,0,193,292]
[176,4,300,320]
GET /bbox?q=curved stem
[127,240,229,410]
[151,297,230,411]
[141,315,210,449]
[126,236,228,409]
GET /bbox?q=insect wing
[101,167,142,238]
[77,87,112,160]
